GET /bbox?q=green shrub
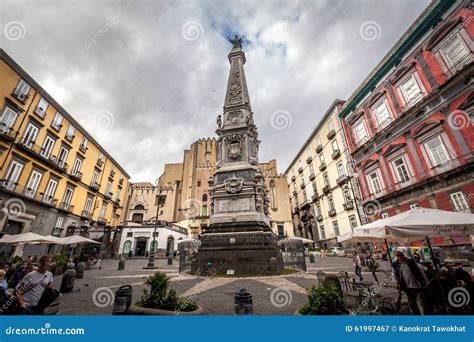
[138,272,197,311]
[299,282,348,315]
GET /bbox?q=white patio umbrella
[0,232,59,244]
[278,236,314,245]
[60,235,101,245]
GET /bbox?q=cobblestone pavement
[53,256,399,315]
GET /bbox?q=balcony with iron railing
[0,124,17,141]
[306,156,313,164]
[81,210,92,219]
[311,193,319,202]
[16,139,68,172]
[0,181,59,207]
[322,184,331,195]
[110,169,116,178]
[316,214,323,221]
[363,153,473,203]
[58,201,74,212]
[336,174,349,185]
[319,162,326,171]
[89,182,100,191]
[331,149,340,160]
[298,166,303,174]
[316,145,323,153]
[343,200,354,210]
[291,175,296,183]
[327,129,336,140]
[328,208,336,217]
[309,172,315,181]
[70,170,83,181]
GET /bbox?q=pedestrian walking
[352,251,363,281]
[366,252,379,283]
[395,251,432,315]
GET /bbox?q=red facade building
[339,0,474,244]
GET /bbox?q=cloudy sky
[1,0,430,181]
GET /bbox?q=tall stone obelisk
[196,36,283,276]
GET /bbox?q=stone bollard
[309,254,315,263]
[167,257,173,265]
[60,268,76,293]
[118,257,126,270]
[75,262,86,279]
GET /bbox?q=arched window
[131,213,144,223]
[134,204,145,210]
[123,240,132,254]
[202,194,208,202]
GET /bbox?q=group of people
[0,255,55,315]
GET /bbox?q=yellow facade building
[125,138,294,241]
[0,49,130,259]
[285,100,366,248]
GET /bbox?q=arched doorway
[166,236,175,257]
[123,240,132,255]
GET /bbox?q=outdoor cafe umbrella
[0,232,59,245]
[60,235,101,245]
[278,236,314,245]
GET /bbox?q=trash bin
[234,289,253,315]
[118,258,125,270]
[360,256,367,267]
[60,268,76,293]
[309,254,315,263]
[113,285,133,315]
[75,262,86,279]
[167,257,173,265]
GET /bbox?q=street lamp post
[144,180,173,269]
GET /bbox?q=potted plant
[298,282,349,315]
[128,272,204,315]
[51,253,67,275]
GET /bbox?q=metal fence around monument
[178,239,201,274]
[279,238,307,272]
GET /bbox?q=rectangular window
[312,181,317,194]
[105,180,112,195]
[21,123,39,148]
[277,224,285,237]
[40,135,56,159]
[323,173,329,187]
[83,196,94,215]
[381,213,389,219]
[306,147,312,158]
[13,79,30,100]
[319,153,325,164]
[337,161,345,177]
[98,202,107,221]
[3,160,24,190]
[373,98,392,128]
[425,135,449,167]
[320,225,326,240]
[333,221,340,236]
[57,146,69,168]
[368,170,383,194]
[392,156,410,183]
[343,188,351,202]
[0,107,19,133]
[72,157,83,176]
[332,139,339,151]
[201,205,208,216]
[114,187,121,201]
[349,215,357,229]
[353,119,368,144]
[62,186,74,208]
[80,137,88,152]
[397,73,424,107]
[441,33,471,69]
[35,97,49,118]
[98,152,104,164]
[327,120,334,132]
[25,170,43,197]
[328,196,335,211]
[450,191,469,212]
[316,135,321,147]
[315,203,322,216]
[55,217,64,229]
[92,170,100,186]
[66,124,75,140]
[43,178,58,204]
[309,163,314,174]
[51,112,63,130]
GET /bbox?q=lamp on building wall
[144,180,173,269]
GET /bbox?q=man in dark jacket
[395,251,432,315]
